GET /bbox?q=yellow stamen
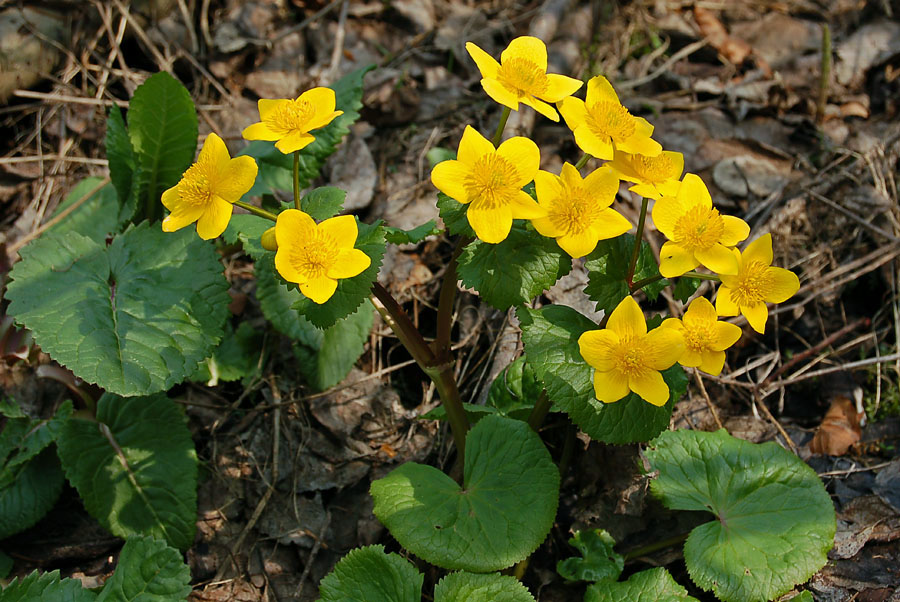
[177,161,216,207]
[464,153,519,208]
[611,336,651,379]
[266,99,316,136]
[548,182,603,235]
[290,231,338,279]
[497,58,548,98]
[729,260,774,307]
[632,153,675,183]
[683,322,715,354]
[586,101,636,144]
[673,206,725,251]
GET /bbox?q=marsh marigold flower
[274,209,371,304]
[652,174,751,278]
[608,149,684,200]
[431,125,544,243]
[559,75,662,160]
[466,36,583,122]
[532,163,631,258]
[242,87,342,154]
[161,133,258,240]
[715,233,800,334]
[578,296,685,406]
[661,297,742,375]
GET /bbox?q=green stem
[623,532,689,561]
[433,236,472,359]
[527,390,552,431]
[293,150,301,210]
[492,106,512,147]
[626,197,649,288]
[233,200,278,221]
[630,273,663,292]
[574,153,592,170]
[683,270,721,281]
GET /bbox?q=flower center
[177,160,217,206]
[611,336,650,379]
[549,182,603,235]
[496,57,548,98]
[673,205,725,252]
[266,99,316,135]
[585,101,636,144]
[683,322,715,354]
[464,153,520,209]
[290,231,338,279]
[729,260,773,307]
[632,153,675,183]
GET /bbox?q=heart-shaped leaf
[434,572,535,601]
[585,568,698,602]
[318,545,422,602]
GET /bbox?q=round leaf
[96,536,192,601]
[318,545,422,602]
[585,567,698,602]
[434,572,536,602]
[370,415,559,572]
[646,429,836,602]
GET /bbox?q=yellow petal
[645,328,685,370]
[496,136,540,185]
[196,196,233,240]
[532,216,563,238]
[583,166,618,208]
[161,204,204,233]
[720,215,750,247]
[465,41,500,79]
[578,329,619,371]
[711,321,743,352]
[743,233,774,266]
[651,195,683,237]
[298,86,337,114]
[619,118,661,157]
[697,350,727,375]
[258,98,286,120]
[319,214,358,248]
[629,370,670,406]
[677,174,712,210]
[630,182,665,200]
[559,162,582,189]
[585,75,620,106]
[590,208,632,241]
[301,276,338,304]
[742,302,769,334]
[593,369,631,403]
[520,95,559,121]
[764,267,800,303]
[679,348,703,367]
[275,132,316,154]
[501,36,547,72]
[509,190,546,219]
[668,152,685,179]
[161,185,181,211]
[543,73,583,102]
[306,109,343,132]
[457,125,495,166]
[659,241,699,278]
[660,317,685,332]
[468,201,513,244]
[481,78,521,110]
[684,296,717,325]
[558,97,587,130]
[695,243,739,276]
[198,132,231,171]
[328,248,371,279]
[715,286,740,317]
[534,169,563,208]
[607,295,646,338]
[242,121,278,141]
[215,155,259,202]
[274,248,307,284]
[431,159,471,204]
[557,231,599,258]
[573,125,615,161]
[275,208,317,248]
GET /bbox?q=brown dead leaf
[693,6,752,65]
[809,396,864,456]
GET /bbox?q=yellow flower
[715,233,800,334]
[161,133,258,240]
[558,75,662,160]
[578,296,685,407]
[652,174,750,278]
[532,163,631,258]
[431,125,544,244]
[661,297,742,375]
[608,149,684,200]
[274,209,371,304]
[466,36,583,122]
[242,87,342,154]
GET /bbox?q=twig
[762,353,900,392]
[0,155,107,166]
[618,39,709,89]
[693,370,724,430]
[296,510,331,597]
[13,89,223,111]
[111,0,172,71]
[808,189,898,242]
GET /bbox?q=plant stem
[683,270,720,281]
[527,390,552,431]
[625,196,649,288]
[233,200,279,221]
[623,532,689,561]
[433,236,472,359]
[574,153,592,170]
[630,273,664,292]
[293,150,301,210]
[492,106,512,147]
[816,22,832,126]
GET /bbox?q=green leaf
[96,536,192,602]
[318,545,423,602]
[288,220,386,329]
[0,401,72,472]
[426,147,456,168]
[0,448,64,540]
[556,529,623,584]
[457,223,571,311]
[787,592,814,601]
[294,306,373,391]
[517,305,686,444]
[672,277,701,304]
[646,429,837,602]
[434,572,535,602]
[383,220,441,245]
[56,393,198,550]
[127,72,198,223]
[0,550,11,579]
[370,415,559,572]
[419,403,499,424]
[105,105,136,223]
[485,357,544,419]
[0,570,97,602]
[584,234,665,315]
[48,178,123,240]
[7,223,230,396]
[584,568,698,602]
[192,322,263,386]
[436,193,475,238]
[302,187,345,221]
[223,213,272,262]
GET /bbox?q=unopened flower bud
[261,227,278,251]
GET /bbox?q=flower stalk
[293,150,301,210]
[232,200,278,222]
[492,106,511,146]
[626,196,649,288]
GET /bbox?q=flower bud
[261,227,278,251]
